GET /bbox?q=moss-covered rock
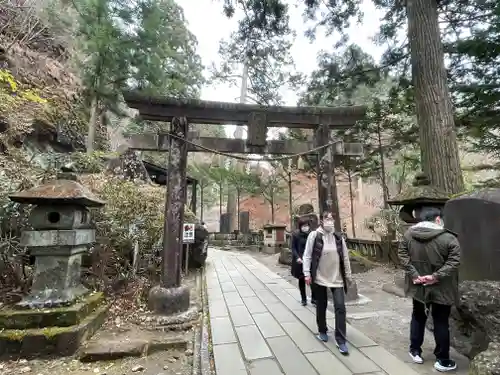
[449,281,500,359]
[349,251,377,273]
[469,341,500,375]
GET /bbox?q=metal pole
[184,244,189,275]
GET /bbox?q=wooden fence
[206,232,400,264]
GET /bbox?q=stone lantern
[9,166,105,308]
[388,173,449,230]
[0,166,108,357]
[293,203,319,230]
[384,173,449,293]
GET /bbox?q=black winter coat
[291,230,308,278]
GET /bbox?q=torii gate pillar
[148,116,190,315]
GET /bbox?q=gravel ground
[252,252,470,375]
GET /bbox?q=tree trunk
[219,183,223,220]
[200,182,204,221]
[270,193,275,223]
[287,171,293,231]
[87,96,98,153]
[406,0,464,194]
[377,120,390,209]
[226,61,249,231]
[347,167,356,237]
[237,188,241,232]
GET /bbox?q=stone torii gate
[123,92,366,314]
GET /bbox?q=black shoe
[434,359,457,372]
[301,299,307,306]
[311,299,317,305]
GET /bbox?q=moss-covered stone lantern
[0,166,108,357]
[388,173,450,226]
[9,167,105,308]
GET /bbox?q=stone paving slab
[207,249,421,375]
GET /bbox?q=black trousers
[314,284,347,343]
[410,299,451,360]
[298,278,316,302]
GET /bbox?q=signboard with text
[183,223,195,244]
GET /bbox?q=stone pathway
[207,249,422,375]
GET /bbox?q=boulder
[469,341,500,375]
[278,248,292,266]
[349,253,376,274]
[346,280,359,301]
[449,281,500,359]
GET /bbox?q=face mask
[323,220,334,232]
[300,225,310,233]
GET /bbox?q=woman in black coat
[291,217,316,305]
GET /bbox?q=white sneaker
[409,351,424,364]
[434,359,457,372]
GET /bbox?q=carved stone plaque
[247,112,267,147]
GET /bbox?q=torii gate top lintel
[122,91,367,128]
[121,91,367,290]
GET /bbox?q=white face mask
[300,225,310,233]
[323,220,334,232]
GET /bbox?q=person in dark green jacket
[398,207,460,373]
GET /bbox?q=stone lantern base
[0,292,108,358]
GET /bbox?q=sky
[181,0,387,106]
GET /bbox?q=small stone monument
[0,166,108,357]
[262,224,287,254]
[444,189,500,282]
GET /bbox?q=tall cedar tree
[236,0,467,193]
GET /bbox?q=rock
[20,366,31,373]
[148,285,190,315]
[469,341,500,375]
[349,254,376,274]
[428,280,500,360]
[278,248,292,265]
[449,281,500,359]
[131,365,145,372]
[168,357,176,363]
[382,283,405,298]
[185,348,193,356]
[80,339,148,362]
[345,280,359,301]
